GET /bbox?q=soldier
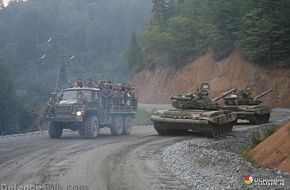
[98,81,105,90]
[238,87,253,104]
[101,83,113,111]
[93,80,98,88]
[45,92,57,116]
[75,79,84,88]
[87,78,95,88]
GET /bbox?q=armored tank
[223,88,272,124]
[150,83,237,137]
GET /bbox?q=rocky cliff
[132,52,290,107]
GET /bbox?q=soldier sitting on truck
[75,78,84,88]
[98,81,105,90]
[101,83,113,111]
[86,78,95,88]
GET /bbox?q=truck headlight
[76,111,82,116]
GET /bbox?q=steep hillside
[132,52,290,107]
[251,121,290,173]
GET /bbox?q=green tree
[0,62,19,135]
[152,0,168,26]
[239,0,290,64]
[124,32,143,73]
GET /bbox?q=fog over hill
[0,0,152,107]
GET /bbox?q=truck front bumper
[47,116,84,123]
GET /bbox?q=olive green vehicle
[45,87,138,139]
[223,88,272,125]
[150,83,237,137]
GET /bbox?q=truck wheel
[84,115,99,139]
[123,116,132,135]
[111,115,124,136]
[48,122,63,139]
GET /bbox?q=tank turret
[171,83,236,110]
[222,88,272,125]
[224,88,272,106]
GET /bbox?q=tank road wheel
[48,122,63,139]
[84,115,100,139]
[153,122,168,135]
[204,123,223,138]
[111,115,124,136]
[123,116,132,135]
[264,113,270,123]
[249,116,258,125]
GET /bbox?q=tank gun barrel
[254,89,272,100]
[212,88,237,101]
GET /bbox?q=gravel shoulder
[162,108,290,190]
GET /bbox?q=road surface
[0,108,289,190]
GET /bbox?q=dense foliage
[126,0,290,72]
[0,0,151,134]
[0,60,34,135]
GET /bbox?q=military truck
[45,87,138,139]
[150,83,237,137]
[223,88,272,124]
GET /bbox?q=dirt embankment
[131,52,290,107]
[251,121,290,173]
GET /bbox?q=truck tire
[123,116,132,135]
[111,115,124,136]
[84,115,99,139]
[48,122,63,139]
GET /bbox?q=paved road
[0,108,289,190]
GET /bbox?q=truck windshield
[62,90,93,100]
[62,91,78,100]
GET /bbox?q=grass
[241,125,278,163]
[263,126,278,138]
[250,125,278,148]
[250,131,262,148]
[241,147,254,163]
[132,108,152,126]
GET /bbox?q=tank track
[153,121,235,138]
[248,113,270,125]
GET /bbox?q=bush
[250,131,262,147]
[241,147,254,163]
